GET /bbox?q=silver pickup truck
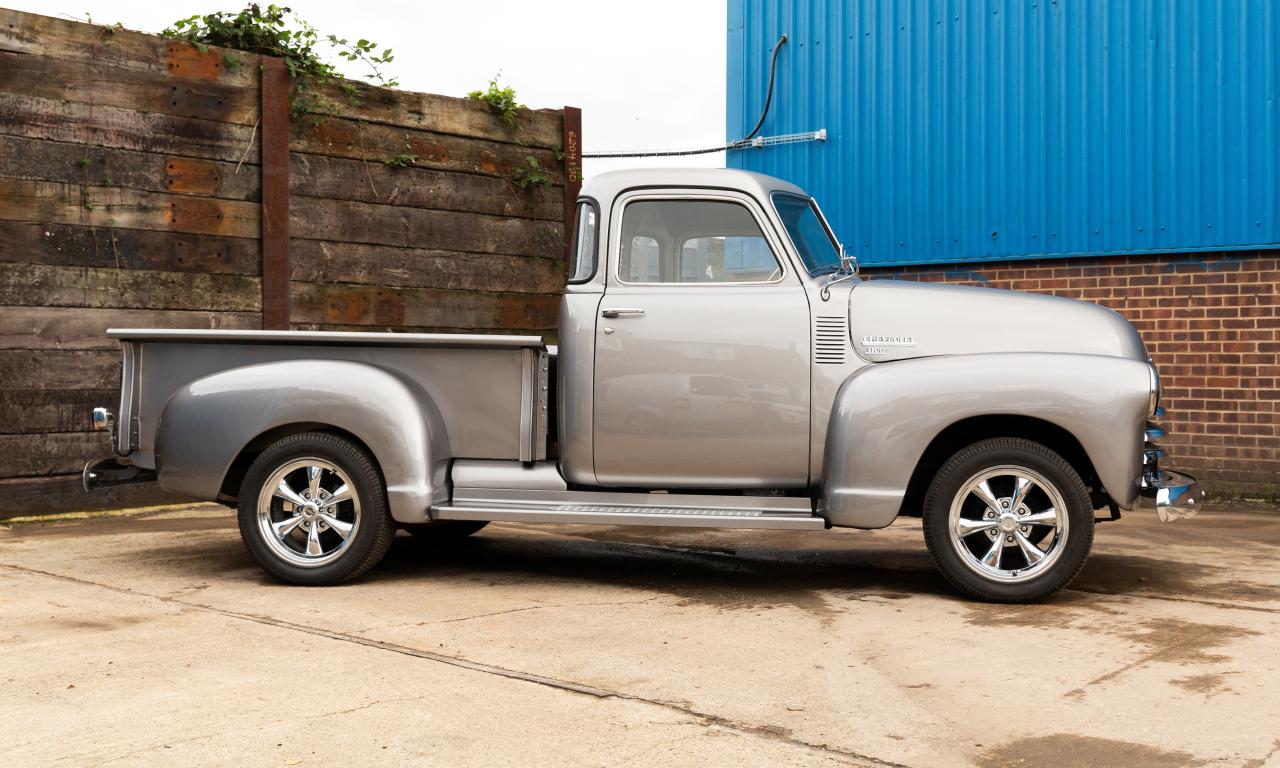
[86,168,1201,602]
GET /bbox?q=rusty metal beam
[260,57,290,329]
[561,106,582,273]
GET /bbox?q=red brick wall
[861,251,1280,498]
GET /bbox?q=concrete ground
[1,503,1278,768]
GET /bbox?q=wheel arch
[897,415,1101,519]
[217,423,381,505]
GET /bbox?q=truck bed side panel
[128,341,542,469]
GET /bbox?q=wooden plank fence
[0,9,580,516]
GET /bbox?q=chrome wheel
[256,458,361,568]
[948,464,1068,583]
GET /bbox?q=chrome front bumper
[1139,407,1203,521]
[1141,468,1202,522]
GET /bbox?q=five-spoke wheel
[924,437,1093,602]
[948,465,1068,582]
[238,432,393,585]
[256,459,361,567]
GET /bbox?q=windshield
[771,193,842,275]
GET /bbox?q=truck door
[592,191,811,487]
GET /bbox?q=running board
[434,501,826,530]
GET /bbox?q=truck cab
[560,171,827,489]
[87,169,1201,601]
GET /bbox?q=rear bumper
[83,458,156,493]
[1140,468,1202,522]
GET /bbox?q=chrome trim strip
[1148,363,1161,415]
[434,503,824,530]
[106,329,546,348]
[518,348,535,463]
[115,342,137,456]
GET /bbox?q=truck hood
[848,280,1147,362]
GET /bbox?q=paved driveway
[2,503,1278,767]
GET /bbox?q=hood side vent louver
[814,315,849,365]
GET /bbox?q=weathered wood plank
[290,196,563,256]
[0,306,261,350]
[0,8,259,88]
[0,221,261,275]
[0,93,562,186]
[0,179,260,239]
[291,282,560,330]
[0,48,258,125]
[290,152,561,221]
[0,431,114,477]
[0,474,181,518]
[289,239,564,294]
[0,264,261,312]
[0,349,121,390]
[291,116,564,184]
[311,78,562,149]
[0,93,259,164]
[0,389,118,433]
[0,136,260,202]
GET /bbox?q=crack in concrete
[345,595,662,634]
[418,595,663,627]
[2,563,903,768]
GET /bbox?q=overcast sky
[8,0,728,178]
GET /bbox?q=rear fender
[155,359,449,523]
[821,353,1151,528]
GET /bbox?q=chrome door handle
[601,308,645,318]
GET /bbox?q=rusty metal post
[260,57,291,329]
[561,106,582,273]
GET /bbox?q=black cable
[581,144,732,160]
[741,33,788,143]
[582,34,788,160]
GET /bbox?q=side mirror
[838,243,858,276]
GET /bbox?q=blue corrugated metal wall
[727,0,1280,267]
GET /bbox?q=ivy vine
[467,75,524,127]
[163,3,397,115]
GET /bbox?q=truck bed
[108,329,550,469]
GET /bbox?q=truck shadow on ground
[371,532,954,617]
[121,517,1278,611]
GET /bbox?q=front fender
[155,359,450,523]
[822,353,1151,528]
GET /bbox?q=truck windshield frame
[771,192,842,275]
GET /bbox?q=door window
[617,200,781,284]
